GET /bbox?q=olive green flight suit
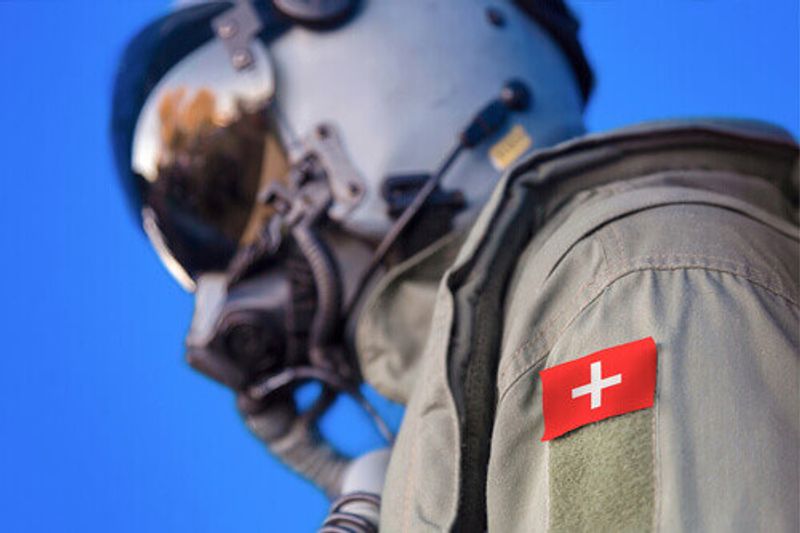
[356,120,799,532]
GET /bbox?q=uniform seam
[497,263,800,405]
[597,223,614,282]
[498,199,797,383]
[497,230,616,385]
[608,221,627,269]
[630,253,790,296]
[497,270,605,386]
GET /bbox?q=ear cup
[272,0,357,26]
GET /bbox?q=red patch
[540,337,657,441]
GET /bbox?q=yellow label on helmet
[489,124,533,171]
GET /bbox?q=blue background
[0,1,797,531]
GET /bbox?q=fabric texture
[360,119,799,532]
[549,409,654,532]
[356,232,465,404]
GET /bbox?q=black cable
[344,143,464,317]
[344,80,531,317]
[291,223,342,369]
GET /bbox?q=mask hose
[242,366,393,498]
[241,388,349,498]
[290,222,343,372]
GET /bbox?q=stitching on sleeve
[631,253,789,297]
[497,264,800,406]
[497,271,605,385]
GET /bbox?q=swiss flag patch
[540,337,657,441]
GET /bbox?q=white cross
[571,361,622,409]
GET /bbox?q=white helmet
[111,0,592,493]
[113,0,590,291]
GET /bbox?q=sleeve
[487,267,799,533]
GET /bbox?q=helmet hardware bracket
[305,123,366,221]
[212,0,264,71]
[259,121,366,252]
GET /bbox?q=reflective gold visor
[132,38,288,291]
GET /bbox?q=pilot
[111,1,799,531]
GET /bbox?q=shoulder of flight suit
[378,119,799,532]
[491,172,799,532]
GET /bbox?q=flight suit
[355,120,799,532]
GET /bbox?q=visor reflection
[130,38,290,287]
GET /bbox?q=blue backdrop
[0,1,797,531]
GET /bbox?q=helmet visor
[131,37,289,291]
